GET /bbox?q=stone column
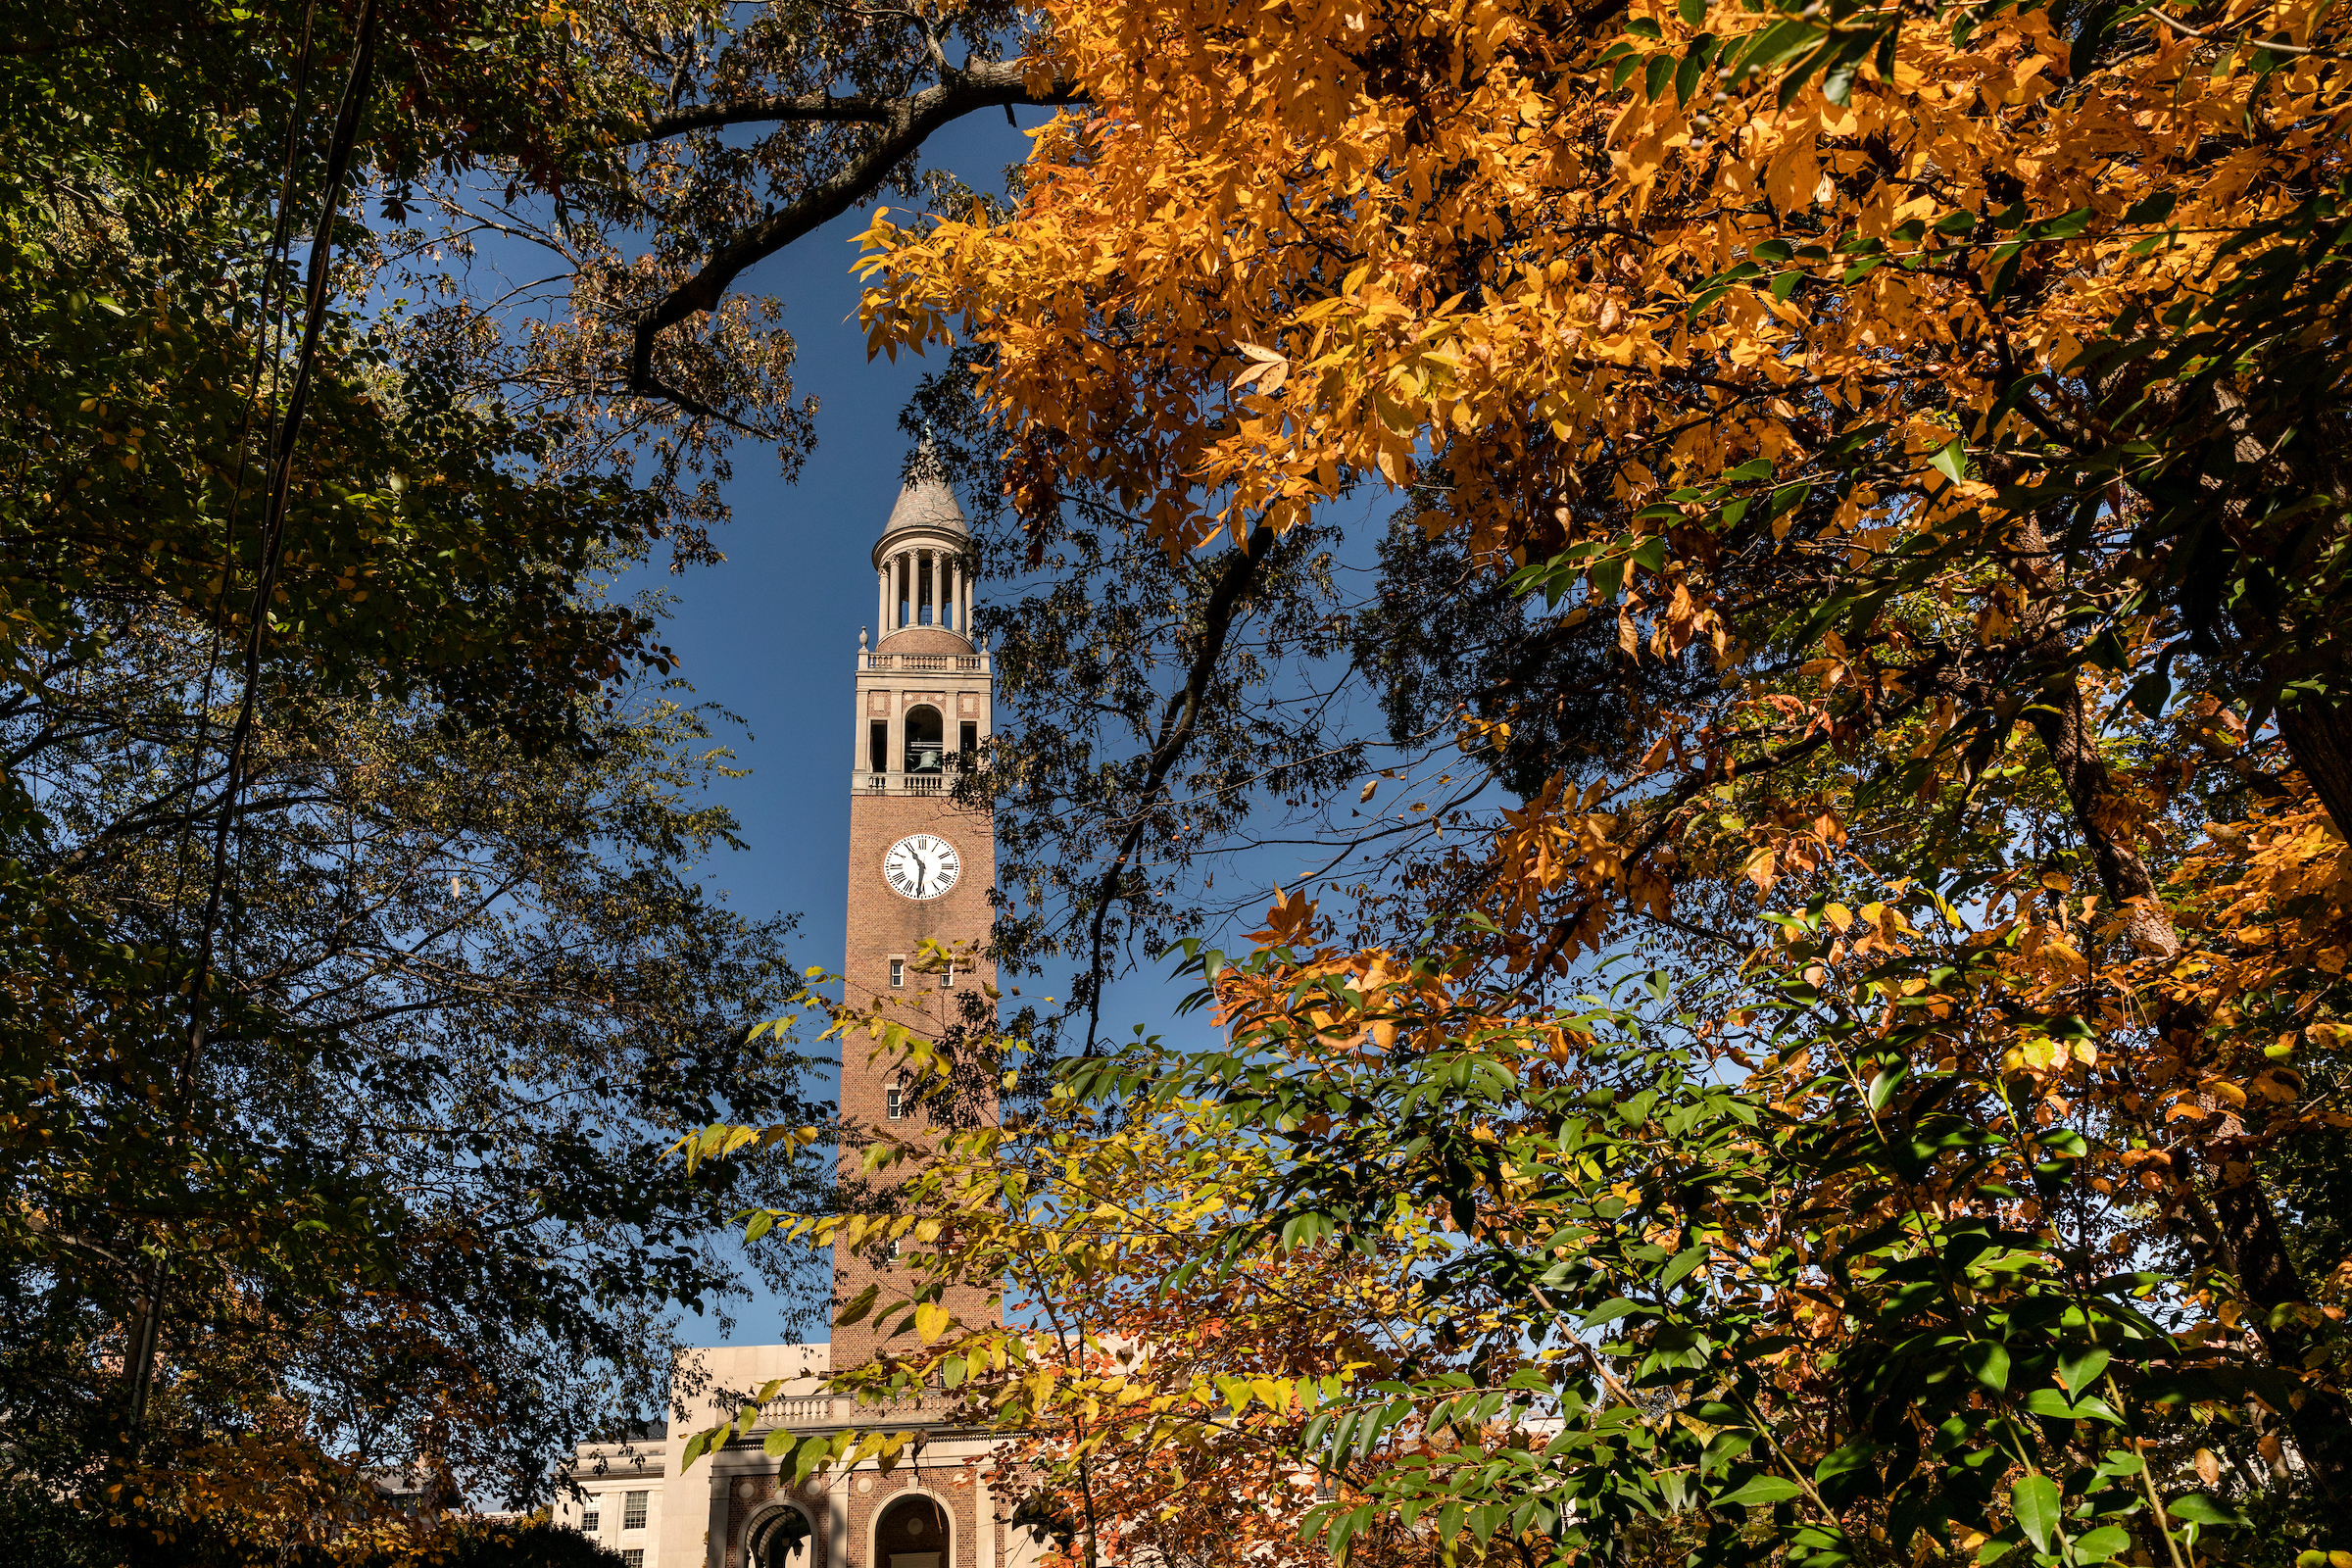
[875,564,888,643]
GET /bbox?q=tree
[2,2,836,1554]
[670,0,2352,1561]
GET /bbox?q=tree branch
[641,90,905,140]
[625,59,1082,411]
[1080,523,1279,1053]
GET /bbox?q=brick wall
[725,1464,993,1568]
[837,788,999,1369]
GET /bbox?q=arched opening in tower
[904,706,944,773]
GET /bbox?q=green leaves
[2073,1525,2135,1562]
[1658,1245,1707,1290]
[1581,1298,1643,1330]
[1716,1473,1804,1507]
[2011,1472,2062,1554]
[1930,436,1968,485]
[2166,1493,2248,1527]
[1963,1340,2012,1392]
[2056,1348,2111,1396]
[2023,1387,2121,1424]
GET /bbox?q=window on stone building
[890,958,904,988]
[958,721,977,760]
[938,960,954,990]
[886,1085,904,1119]
[622,1551,645,1568]
[581,1499,601,1534]
[623,1491,648,1531]
[869,720,888,774]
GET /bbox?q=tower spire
[880,436,966,540]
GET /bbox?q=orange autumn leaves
[848,0,2352,1010]
[858,0,2351,560]
[791,0,2352,1545]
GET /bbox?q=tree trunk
[2005,519,2351,1497]
[2276,695,2352,843]
[2201,1145,2352,1495]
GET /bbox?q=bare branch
[1079,522,1279,1054]
[626,58,1083,411]
[640,90,905,140]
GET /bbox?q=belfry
[552,449,1019,1568]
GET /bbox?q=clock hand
[910,853,929,897]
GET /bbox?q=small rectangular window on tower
[886,1085,904,1120]
[939,960,955,990]
[959,720,977,760]
[869,719,888,774]
[889,957,904,988]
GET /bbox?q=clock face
[883,833,960,901]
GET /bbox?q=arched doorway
[872,1493,949,1568]
[750,1503,815,1568]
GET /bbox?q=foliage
[424,1516,630,1567]
[667,0,2352,1563]
[1,0,835,1554]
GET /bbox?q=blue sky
[635,114,1213,1343]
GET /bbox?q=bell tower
[836,447,997,1368]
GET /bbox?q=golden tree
[672,0,2352,1561]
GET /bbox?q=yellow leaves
[1764,138,1822,216]
[914,1299,953,1344]
[1248,885,1321,948]
[2201,1078,2249,1109]
[666,1120,821,1176]
[1230,342,1290,395]
[1207,1374,1299,1415]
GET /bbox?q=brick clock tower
[556,454,1029,1568]
[836,454,1000,1372]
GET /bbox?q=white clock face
[883,833,960,901]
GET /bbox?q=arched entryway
[872,1492,949,1568]
[749,1503,816,1568]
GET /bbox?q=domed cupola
[871,442,972,654]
